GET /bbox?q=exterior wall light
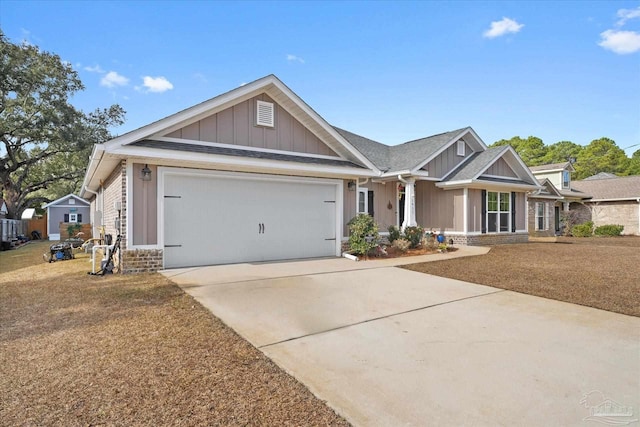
[347,180,356,191]
[141,164,152,181]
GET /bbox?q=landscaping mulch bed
[0,242,349,426]
[402,236,640,317]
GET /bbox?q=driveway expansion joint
[258,289,507,349]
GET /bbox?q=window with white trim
[487,191,511,232]
[66,213,82,223]
[535,202,548,231]
[357,188,368,214]
[457,140,466,156]
[563,170,570,188]
[256,100,275,127]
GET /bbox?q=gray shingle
[334,126,469,172]
[572,175,640,200]
[132,140,365,168]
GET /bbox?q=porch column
[402,177,417,230]
[563,201,570,211]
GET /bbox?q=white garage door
[163,171,338,268]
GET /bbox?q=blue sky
[2,1,639,156]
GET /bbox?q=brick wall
[121,249,163,273]
[450,233,529,246]
[528,198,556,237]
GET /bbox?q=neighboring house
[528,162,589,236]
[79,74,540,272]
[571,174,640,236]
[43,194,91,241]
[0,198,7,218]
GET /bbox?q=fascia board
[266,79,381,173]
[104,76,278,150]
[436,179,539,191]
[108,146,378,178]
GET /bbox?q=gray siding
[164,94,338,157]
[132,163,158,245]
[515,192,526,230]
[485,158,517,178]
[47,196,90,235]
[422,141,470,178]
[415,181,463,232]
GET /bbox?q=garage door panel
[163,172,338,268]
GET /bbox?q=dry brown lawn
[403,236,640,317]
[0,242,349,426]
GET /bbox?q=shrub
[571,221,593,237]
[594,224,624,236]
[348,214,379,256]
[403,226,424,248]
[559,210,580,237]
[387,225,401,243]
[392,238,410,253]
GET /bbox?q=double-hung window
[357,188,368,214]
[535,202,547,231]
[487,191,511,232]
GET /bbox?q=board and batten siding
[515,192,526,230]
[415,181,463,232]
[367,181,399,232]
[484,158,518,178]
[421,141,471,178]
[132,163,158,246]
[343,180,356,237]
[164,94,338,157]
[467,188,483,233]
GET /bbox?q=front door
[555,206,561,233]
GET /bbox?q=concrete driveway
[163,249,640,426]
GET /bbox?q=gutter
[80,145,105,198]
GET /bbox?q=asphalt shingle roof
[132,140,365,168]
[571,175,640,200]
[334,126,468,172]
[443,146,510,182]
[529,162,572,172]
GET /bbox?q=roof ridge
[395,127,469,147]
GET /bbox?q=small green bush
[392,238,410,253]
[403,226,424,248]
[571,221,593,237]
[594,224,624,236]
[348,214,379,256]
[387,225,401,243]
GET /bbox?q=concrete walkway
[163,249,640,426]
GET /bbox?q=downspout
[84,186,100,241]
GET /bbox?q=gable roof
[437,145,540,190]
[335,126,486,173]
[583,172,618,180]
[530,178,563,199]
[529,161,575,173]
[43,194,90,208]
[571,175,640,201]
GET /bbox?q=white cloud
[141,76,173,93]
[616,7,640,26]
[598,29,640,54]
[483,17,524,39]
[84,64,105,73]
[100,71,129,88]
[286,54,305,63]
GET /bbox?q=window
[457,140,466,156]
[562,170,570,188]
[256,100,275,127]
[487,191,510,232]
[69,213,78,223]
[64,213,82,223]
[357,188,368,214]
[535,202,548,231]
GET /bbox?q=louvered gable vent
[256,100,275,127]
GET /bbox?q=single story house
[528,162,590,236]
[42,194,90,241]
[79,74,540,272]
[570,174,640,235]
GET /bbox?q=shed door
[163,173,337,268]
